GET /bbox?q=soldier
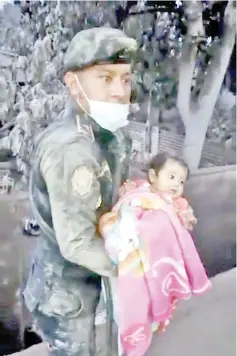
[22,27,137,356]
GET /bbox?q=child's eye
[181,180,184,185]
[169,174,175,180]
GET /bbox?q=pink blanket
[107,186,211,356]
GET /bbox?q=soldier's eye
[100,75,111,83]
[123,77,132,84]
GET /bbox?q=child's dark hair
[149,152,190,178]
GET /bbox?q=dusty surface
[9,268,236,356]
[0,192,31,321]
[148,268,236,356]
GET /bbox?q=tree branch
[0,119,15,136]
[177,0,204,125]
[197,0,236,109]
[177,40,198,124]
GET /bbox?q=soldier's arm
[40,138,115,277]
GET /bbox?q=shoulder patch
[71,166,94,198]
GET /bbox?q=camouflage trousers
[31,306,98,356]
[23,262,102,356]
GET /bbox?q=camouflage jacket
[29,98,131,279]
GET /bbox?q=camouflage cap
[64,27,138,72]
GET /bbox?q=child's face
[149,159,188,198]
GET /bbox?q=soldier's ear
[64,72,80,98]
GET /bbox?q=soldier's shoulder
[36,119,94,157]
[38,121,96,178]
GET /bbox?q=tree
[177,0,236,170]
[121,0,236,170]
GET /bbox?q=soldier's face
[68,63,132,112]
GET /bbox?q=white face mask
[74,75,129,132]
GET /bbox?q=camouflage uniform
[22,27,137,356]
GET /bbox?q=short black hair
[149,152,190,178]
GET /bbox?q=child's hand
[179,207,197,231]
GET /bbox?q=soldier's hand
[79,238,118,278]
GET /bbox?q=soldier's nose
[110,78,126,101]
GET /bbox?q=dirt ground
[0,192,32,321]
[148,268,236,356]
[8,268,236,356]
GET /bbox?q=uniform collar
[64,96,114,144]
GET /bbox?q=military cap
[64,27,138,72]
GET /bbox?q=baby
[99,152,197,263]
[119,152,197,230]
[98,153,201,350]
